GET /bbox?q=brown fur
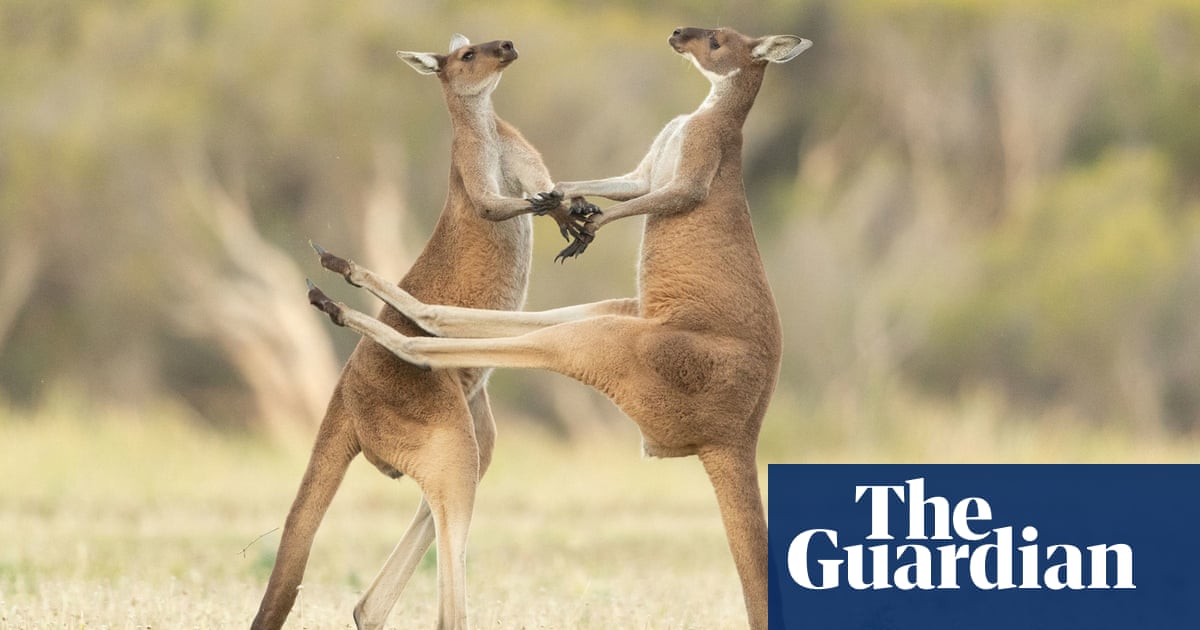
[305,27,810,630]
[251,35,584,630]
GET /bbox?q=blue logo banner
[767,464,1200,629]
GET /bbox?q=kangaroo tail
[251,395,360,630]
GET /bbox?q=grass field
[2,390,1197,629]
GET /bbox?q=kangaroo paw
[306,279,346,326]
[568,196,602,218]
[528,190,564,216]
[309,241,360,287]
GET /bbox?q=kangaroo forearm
[473,194,534,221]
[593,185,703,229]
[557,175,650,201]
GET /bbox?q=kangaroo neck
[697,64,764,125]
[445,91,498,139]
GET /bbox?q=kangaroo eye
[462,50,475,61]
[709,37,720,50]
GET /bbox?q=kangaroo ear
[396,50,443,75]
[751,35,812,63]
[448,33,470,52]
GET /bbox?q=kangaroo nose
[500,41,513,51]
[672,28,682,36]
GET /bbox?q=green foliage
[916,149,1190,424]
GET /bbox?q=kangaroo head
[668,27,811,78]
[397,35,518,97]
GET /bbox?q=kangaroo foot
[309,241,360,287]
[306,279,346,326]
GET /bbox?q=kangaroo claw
[306,279,345,326]
[569,196,602,218]
[555,231,594,262]
[528,190,564,216]
[310,242,359,287]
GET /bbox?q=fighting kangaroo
[305,27,811,629]
[251,35,594,630]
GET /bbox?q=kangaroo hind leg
[417,422,482,630]
[252,396,361,630]
[352,496,435,630]
[698,445,769,630]
[351,392,497,630]
[310,244,639,338]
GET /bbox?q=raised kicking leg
[307,281,650,383]
[311,243,638,338]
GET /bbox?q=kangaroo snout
[495,40,518,63]
[669,27,708,51]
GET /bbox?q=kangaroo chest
[647,115,690,190]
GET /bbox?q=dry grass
[2,389,1197,629]
[0,397,743,629]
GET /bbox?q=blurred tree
[167,170,340,440]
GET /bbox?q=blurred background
[2,0,1199,454]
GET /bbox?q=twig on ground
[238,527,280,558]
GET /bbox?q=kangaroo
[251,35,594,630]
[303,27,811,629]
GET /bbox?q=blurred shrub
[914,149,1192,427]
